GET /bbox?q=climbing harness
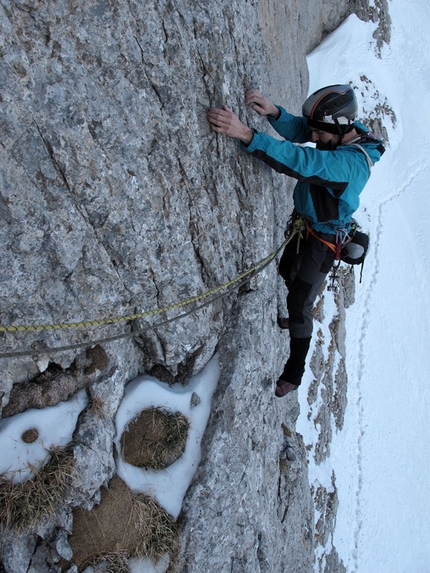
[304,218,369,291]
[304,219,352,260]
[304,220,346,292]
[0,226,302,359]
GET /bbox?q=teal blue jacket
[243,106,385,235]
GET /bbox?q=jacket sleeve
[267,106,311,143]
[243,130,368,196]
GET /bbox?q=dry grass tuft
[93,552,131,572]
[69,476,180,572]
[131,493,180,567]
[90,394,110,420]
[120,407,190,470]
[0,448,75,532]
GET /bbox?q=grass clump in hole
[69,476,180,572]
[0,448,75,532]
[120,407,190,470]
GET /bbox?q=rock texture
[0,1,388,572]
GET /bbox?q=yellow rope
[0,222,301,358]
[1,234,298,333]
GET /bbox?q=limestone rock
[0,0,385,572]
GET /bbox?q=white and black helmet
[302,84,358,136]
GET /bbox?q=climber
[207,85,385,397]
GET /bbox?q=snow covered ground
[114,355,220,519]
[0,389,88,483]
[297,1,430,571]
[0,357,220,572]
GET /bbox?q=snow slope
[297,2,430,571]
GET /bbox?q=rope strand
[0,229,299,359]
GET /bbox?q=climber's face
[311,129,339,150]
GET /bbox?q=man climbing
[207,85,385,397]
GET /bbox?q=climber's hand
[245,89,278,117]
[207,105,253,144]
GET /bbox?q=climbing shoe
[275,379,299,398]
[277,316,289,330]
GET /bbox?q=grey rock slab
[0,0,380,572]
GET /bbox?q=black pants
[278,233,335,385]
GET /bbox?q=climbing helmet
[302,84,358,135]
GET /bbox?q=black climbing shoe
[277,316,289,330]
[275,379,299,398]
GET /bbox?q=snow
[82,554,170,573]
[0,389,88,483]
[296,2,430,572]
[114,354,220,519]
[128,554,170,573]
[113,355,219,572]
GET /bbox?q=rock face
[0,1,385,572]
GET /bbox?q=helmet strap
[334,118,354,145]
[335,119,346,144]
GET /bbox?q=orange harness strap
[305,220,340,259]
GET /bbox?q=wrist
[270,105,281,120]
[240,126,254,145]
